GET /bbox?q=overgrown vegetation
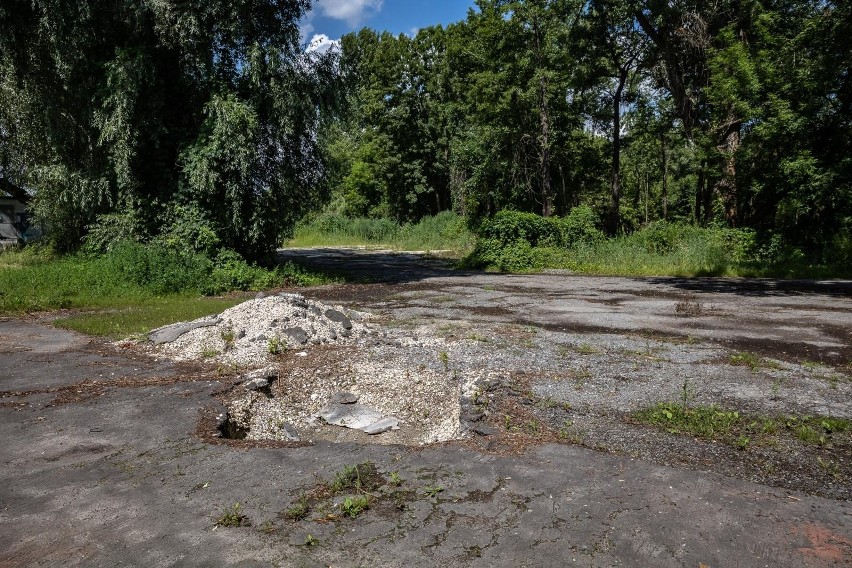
[289,210,475,253]
[636,403,851,449]
[0,243,336,315]
[461,214,851,276]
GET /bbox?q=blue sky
[303,0,477,51]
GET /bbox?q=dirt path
[1,248,850,567]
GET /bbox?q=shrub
[478,210,562,247]
[555,205,605,246]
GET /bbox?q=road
[1,248,850,567]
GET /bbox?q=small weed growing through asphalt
[735,435,751,450]
[423,485,444,499]
[304,533,319,547]
[283,495,311,521]
[729,351,781,373]
[576,343,600,355]
[674,295,703,317]
[200,346,220,358]
[389,471,403,486]
[341,495,370,518]
[215,503,250,527]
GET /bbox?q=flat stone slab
[318,403,400,434]
[148,317,221,345]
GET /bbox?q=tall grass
[463,220,852,278]
[288,211,476,254]
[0,242,336,314]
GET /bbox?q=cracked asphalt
[1,248,850,567]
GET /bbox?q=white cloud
[305,33,341,55]
[315,0,383,26]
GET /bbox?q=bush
[105,241,212,295]
[478,210,562,247]
[555,205,605,246]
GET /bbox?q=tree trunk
[539,73,552,217]
[661,134,669,220]
[695,159,706,225]
[608,68,628,235]
[714,121,740,226]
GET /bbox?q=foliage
[0,243,336,314]
[290,211,475,252]
[215,503,250,528]
[0,0,340,260]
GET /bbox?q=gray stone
[471,424,497,436]
[462,412,485,422]
[324,309,353,330]
[330,391,359,404]
[280,422,300,441]
[148,317,221,345]
[283,327,308,345]
[318,403,400,434]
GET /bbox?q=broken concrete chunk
[318,403,400,434]
[462,412,485,423]
[362,417,400,435]
[148,317,221,345]
[330,391,359,405]
[278,292,307,307]
[324,309,353,330]
[471,424,497,436]
[283,326,308,345]
[280,422,300,441]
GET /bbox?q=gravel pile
[154,294,371,366]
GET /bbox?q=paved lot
[1,249,850,567]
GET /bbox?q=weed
[730,352,762,373]
[637,403,740,439]
[304,533,319,547]
[558,420,584,444]
[389,471,403,486]
[330,462,381,494]
[341,495,370,518]
[735,435,751,450]
[674,295,702,317]
[267,335,285,355]
[283,495,311,521]
[215,503,250,527]
[438,350,450,371]
[524,420,541,434]
[258,520,277,534]
[220,327,236,351]
[817,457,842,480]
[575,343,599,355]
[680,379,693,408]
[200,347,220,358]
[423,485,444,499]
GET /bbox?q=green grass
[636,402,851,448]
[54,296,246,338]
[288,211,475,254]
[0,243,337,315]
[463,221,852,278]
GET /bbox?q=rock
[324,309,353,330]
[148,317,221,345]
[330,391,359,404]
[471,424,497,436]
[462,412,485,422]
[278,292,307,307]
[280,422,300,441]
[244,377,272,391]
[318,403,400,434]
[255,291,268,299]
[283,327,308,346]
[309,306,322,316]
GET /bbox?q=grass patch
[636,402,851,448]
[288,211,475,254]
[54,296,245,339]
[215,503,250,528]
[0,242,337,315]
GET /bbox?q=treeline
[1,1,849,267]
[324,0,851,263]
[0,0,339,260]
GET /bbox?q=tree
[0,0,339,259]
